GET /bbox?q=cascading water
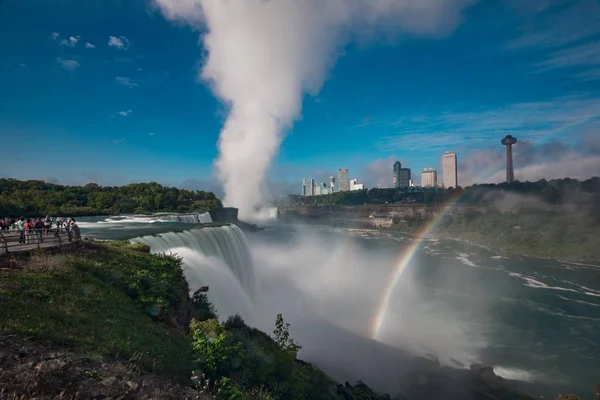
[130,224,255,321]
[253,207,278,221]
[169,212,213,224]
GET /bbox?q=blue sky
[1,0,600,196]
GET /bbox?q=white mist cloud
[154,0,477,218]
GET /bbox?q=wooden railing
[0,228,80,254]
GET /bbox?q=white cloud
[108,36,130,50]
[458,137,600,186]
[19,64,26,67]
[60,35,80,47]
[85,42,96,49]
[361,156,402,188]
[505,0,600,78]
[51,32,60,40]
[56,57,80,70]
[153,0,477,217]
[115,76,139,88]
[376,96,600,152]
[113,138,126,145]
[148,132,155,136]
[117,110,133,117]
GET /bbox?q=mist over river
[78,215,600,398]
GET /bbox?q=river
[78,214,600,398]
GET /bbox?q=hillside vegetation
[288,178,600,261]
[0,242,389,399]
[0,178,222,217]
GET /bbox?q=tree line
[287,177,600,207]
[0,178,222,217]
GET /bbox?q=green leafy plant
[272,313,301,359]
[190,319,244,379]
[192,291,219,321]
[224,314,247,330]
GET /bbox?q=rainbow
[370,193,466,340]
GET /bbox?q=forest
[0,178,222,217]
[287,177,600,207]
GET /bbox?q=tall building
[313,182,328,196]
[338,168,350,192]
[393,161,401,188]
[399,168,411,188]
[501,135,517,183]
[302,178,314,196]
[329,176,336,193]
[442,151,458,188]
[421,168,437,188]
[393,161,411,188]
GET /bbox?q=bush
[192,292,219,321]
[190,319,244,380]
[224,314,247,330]
[272,313,302,359]
[189,314,316,399]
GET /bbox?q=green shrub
[272,313,302,359]
[224,314,247,330]
[190,319,244,379]
[192,292,219,321]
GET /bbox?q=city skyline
[2,0,600,205]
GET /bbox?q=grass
[0,243,196,382]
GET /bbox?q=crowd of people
[0,216,81,244]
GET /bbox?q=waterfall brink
[172,212,213,224]
[131,225,256,320]
[254,207,278,221]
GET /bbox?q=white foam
[456,253,480,268]
[493,366,540,382]
[508,272,600,297]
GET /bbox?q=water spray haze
[153,0,476,218]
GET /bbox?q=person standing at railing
[66,218,72,242]
[17,217,25,243]
[34,217,45,244]
[24,218,33,244]
[44,215,52,235]
[70,219,81,241]
[9,219,17,231]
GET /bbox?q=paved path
[0,230,77,254]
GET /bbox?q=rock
[35,359,67,373]
[480,367,505,391]
[412,356,441,373]
[101,376,118,387]
[126,380,139,390]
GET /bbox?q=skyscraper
[399,167,411,188]
[302,178,314,196]
[421,168,437,187]
[501,135,517,183]
[329,176,336,193]
[442,151,458,188]
[393,161,411,188]
[338,168,350,192]
[393,161,401,188]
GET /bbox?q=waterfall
[131,225,256,320]
[254,207,279,221]
[197,212,213,224]
[174,212,213,224]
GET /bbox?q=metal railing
[0,227,80,254]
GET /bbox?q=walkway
[0,230,78,254]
